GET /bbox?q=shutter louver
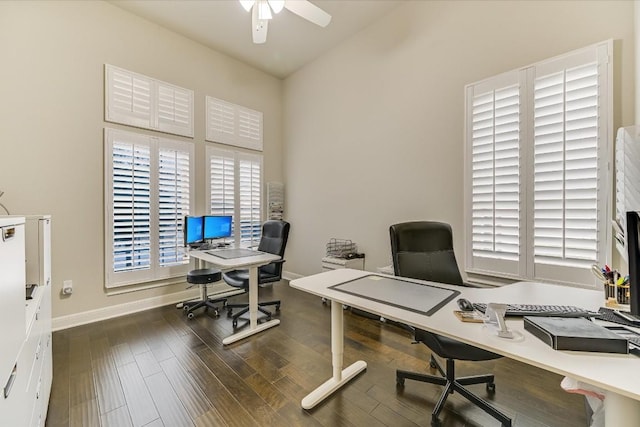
[158,147,191,267]
[471,85,520,261]
[112,141,151,272]
[534,63,599,268]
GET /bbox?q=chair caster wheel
[396,376,405,387]
[227,309,233,317]
[232,319,238,328]
[187,312,194,320]
[213,310,219,317]
[486,382,496,393]
[183,305,190,312]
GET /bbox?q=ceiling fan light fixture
[267,0,285,14]
[239,0,255,12]
[257,0,272,20]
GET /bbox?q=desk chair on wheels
[390,221,512,427]
[223,220,290,329]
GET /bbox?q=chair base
[226,300,281,329]
[180,290,227,319]
[396,356,511,427]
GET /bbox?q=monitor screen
[184,216,204,246]
[626,211,640,315]
[204,215,232,240]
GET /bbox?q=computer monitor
[184,215,204,247]
[625,211,640,315]
[203,215,232,240]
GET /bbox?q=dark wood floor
[46,281,588,427]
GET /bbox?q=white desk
[290,269,640,426]
[190,249,280,345]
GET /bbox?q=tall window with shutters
[206,147,263,247]
[105,128,194,288]
[464,41,612,286]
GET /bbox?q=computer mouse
[457,298,474,312]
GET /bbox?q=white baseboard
[52,283,244,331]
[283,270,303,281]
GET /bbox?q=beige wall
[0,1,283,318]
[283,0,635,277]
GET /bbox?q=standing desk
[290,269,640,427]
[189,249,280,345]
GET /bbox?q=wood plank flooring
[46,281,588,427]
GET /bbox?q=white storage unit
[24,216,52,426]
[321,256,364,272]
[0,217,27,426]
[0,216,52,427]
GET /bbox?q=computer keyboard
[472,303,597,317]
[597,307,640,327]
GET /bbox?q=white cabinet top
[0,216,25,227]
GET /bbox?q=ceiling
[109,0,403,79]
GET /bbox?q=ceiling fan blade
[252,4,269,44]
[284,0,331,27]
[239,0,256,12]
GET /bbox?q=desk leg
[222,266,280,345]
[301,300,367,410]
[604,391,640,426]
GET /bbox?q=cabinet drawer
[0,361,29,426]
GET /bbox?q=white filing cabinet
[0,216,52,427]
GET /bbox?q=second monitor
[204,215,232,240]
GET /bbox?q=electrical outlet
[62,280,73,295]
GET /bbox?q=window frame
[104,128,195,288]
[464,40,613,287]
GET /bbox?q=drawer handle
[2,227,15,242]
[3,363,17,399]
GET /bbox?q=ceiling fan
[239,0,332,44]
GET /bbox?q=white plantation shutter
[105,64,194,138]
[206,98,235,145]
[471,85,520,261]
[465,41,611,286]
[157,83,194,137]
[105,66,152,129]
[158,145,191,267]
[208,149,235,215]
[239,153,262,246]
[111,139,151,275]
[105,129,194,288]
[206,96,263,151]
[206,147,263,247]
[467,71,522,276]
[533,64,599,268]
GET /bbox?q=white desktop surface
[190,249,280,345]
[291,269,640,425]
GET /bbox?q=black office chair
[181,268,224,319]
[390,221,512,427]
[223,220,290,328]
